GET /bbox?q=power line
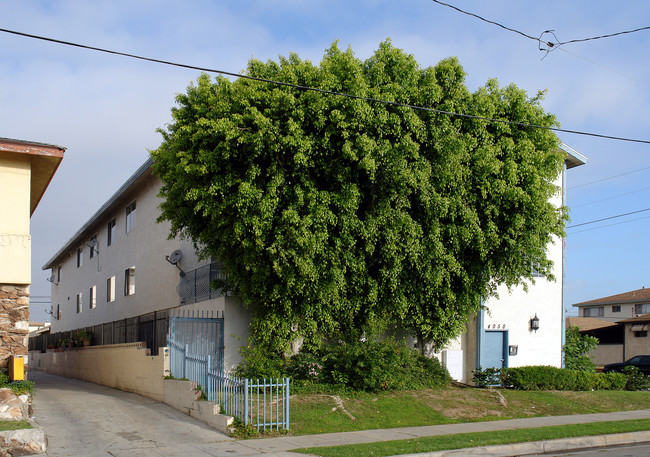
[2,27,650,145]
[430,0,539,43]
[566,206,650,228]
[572,184,650,208]
[430,1,650,52]
[568,165,650,189]
[567,213,650,234]
[558,47,650,89]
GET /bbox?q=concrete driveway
[29,371,240,457]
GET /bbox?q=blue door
[483,331,507,369]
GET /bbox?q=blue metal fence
[168,336,290,430]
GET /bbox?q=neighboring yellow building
[0,137,64,369]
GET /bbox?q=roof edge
[560,143,587,169]
[42,157,154,270]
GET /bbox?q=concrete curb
[389,430,650,457]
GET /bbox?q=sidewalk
[237,409,650,456]
[29,371,650,457]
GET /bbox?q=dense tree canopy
[151,40,566,353]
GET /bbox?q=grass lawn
[0,420,31,432]
[289,387,650,436]
[293,419,650,457]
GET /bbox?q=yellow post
[8,356,25,381]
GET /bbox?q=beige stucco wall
[29,342,169,400]
[29,345,234,432]
[0,155,31,284]
[576,303,637,322]
[623,326,650,360]
[589,344,624,366]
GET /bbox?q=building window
[583,307,604,317]
[531,261,545,278]
[56,304,61,320]
[76,293,82,313]
[635,304,650,315]
[124,267,135,296]
[89,234,98,259]
[125,201,136,232]
[77,248,83,267]
[634,331,648,338]
[612,305,621,313]
[107,276,116,302]
[57,265,61,282]
[107,218,116,246]
[89,285,97,309]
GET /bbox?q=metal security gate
[167,309,224,377]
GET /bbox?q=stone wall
[0,284,29,370]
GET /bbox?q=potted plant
[73,330,91,347]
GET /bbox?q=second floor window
[126,202,136,232]
[107,276,116,303]
[583,307,604,317]
[89,285,97,309]
[635,304,650,315]
[89,235,98,259]
[124,267,135,296]
[77,248,83,267]
[107,218,116,246]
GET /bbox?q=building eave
[560,143,587,169]
[0,137,66,215]
[42,157,154,270]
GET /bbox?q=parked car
[603,355,650,375]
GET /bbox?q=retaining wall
[28,343,233,433]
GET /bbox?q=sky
[2,1,649,322]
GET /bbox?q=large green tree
[151,40,566,353]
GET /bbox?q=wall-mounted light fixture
[530,314,540,332]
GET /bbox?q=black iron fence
[29,310,170,356]
[177,262,228,304]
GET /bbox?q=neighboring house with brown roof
[572,287,650,322]
[565,317,624,366]
[0,137,64,369]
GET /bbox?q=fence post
[285,377,290,429]
[206,355,211,401]
[183,344,188,379]
[244,378,249,426]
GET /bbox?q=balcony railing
[177,262,228,304]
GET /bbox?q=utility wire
[1,27,650,145]
[430,0,539,42]
[569,165,650,189]
[572,185,650,208]
[567,213,650,234]
[558,47,650,88]
[566,206,650,228]
[431,0,650,51]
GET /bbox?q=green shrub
[0,371,9,387]
[7,380,34,396]
[595,372,627,390]
[622,366,650,391]
[321,339,450,392]
[234,345,287,379]
[563,326,598,372]
[472,367,501,387]
[499,366,625,391]
[287,352,324,385]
